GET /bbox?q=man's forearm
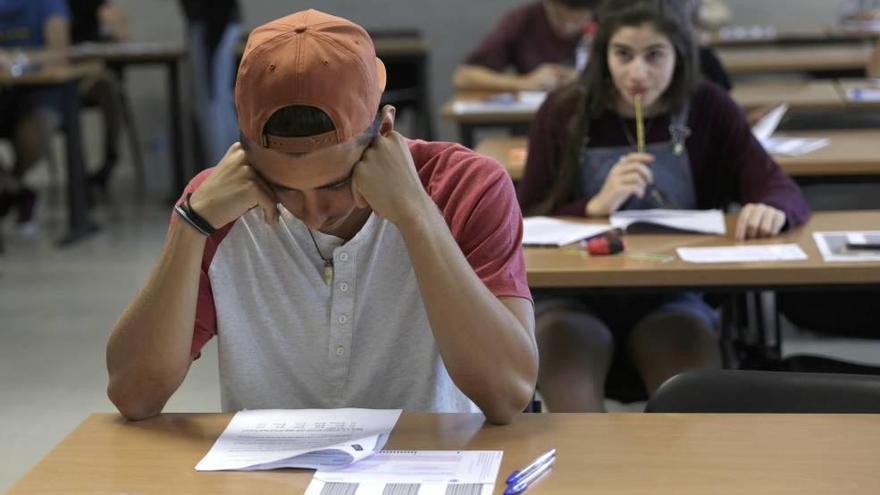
[396,200,538,424]
[453,65,527,92]
[106,221,207,419]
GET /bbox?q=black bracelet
[174,193,216,236]
[184,194,217,234]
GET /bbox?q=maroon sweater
[517,81,811,228]
[464,2,578,74]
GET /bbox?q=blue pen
[503,456,555,495]
[505,448,556,484]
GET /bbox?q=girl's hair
[532,0,701,215]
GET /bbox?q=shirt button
[339,282,349,292]
[336,346,344,356]
[337,314,348,324]
[338,252,349,262]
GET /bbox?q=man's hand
[188,142,279,228]
[586,152,656,216]
[734,203,786,240]
[351,130,431,226]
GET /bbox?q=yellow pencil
[634,94,645,153]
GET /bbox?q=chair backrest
[645,369,880,413]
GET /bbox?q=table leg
[59,80,99,246]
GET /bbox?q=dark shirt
[699,46,732,91]
[518,81,811,227]
[464,1,578,74]
[68,0,104,43]
[0,0,69,47]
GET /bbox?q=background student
[453,0,601,92]
[0,0,70,229]
[518,0,810,412]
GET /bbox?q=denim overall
[577,102,695,210]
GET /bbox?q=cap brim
[375,57,387,93]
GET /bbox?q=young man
[0,0,70,227]
[106,9,537,425]
[453,0,601,91]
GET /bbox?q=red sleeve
[414,141,531,301]
[167,169,233,359]
[463,6,528,72]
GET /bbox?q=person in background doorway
[67,0,130,193]
[179,0,241,166]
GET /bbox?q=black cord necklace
[307,228,334,285]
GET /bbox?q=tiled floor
[1,168,879,491]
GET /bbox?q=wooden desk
[476,131,880,182]
[70,41,187,197]
[10,412,880,494]
[442,91,536,148]
[731,79,847,111]
[708,28,878,48]
[774,129,880,178]
[836,78,880,110]
[718,44,874,76]
[525,210,880,289]
[0,63,103,244]
[475,135,527,180]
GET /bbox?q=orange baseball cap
[235,9,387,154]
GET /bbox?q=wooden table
[0,63,104,244]
[476,131,880,182]
[10,412,880,494]
[718,43,874,76]
[69,41,187,196]
[774,129,880,178]
[441,91,537,148]
[708,27,878,48]
[525,210,880,289]
[732,79,847,111]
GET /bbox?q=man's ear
[378,105,396,136]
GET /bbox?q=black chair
[645,369,880,413]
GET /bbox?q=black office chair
[645,369,880,413]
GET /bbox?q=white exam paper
[195,408,402,471]
[304,450,503,495]
[522,216,612,246]
[813,231,880,262]
[761,136,829,156]
[610,209,726,235]
[677,244,807,263]
[451,91,547,114]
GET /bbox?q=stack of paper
[522,216,612,246]
[305,450,503,495]
[451,91,547,114]
[751,103,829,156]
[677,244,807,263]
[813,231,880,262]
[195,408,402,471]
[610,209,727,235]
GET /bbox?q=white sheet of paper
[847,87,880,103]
[751,103,788,141]
[610,209,726,235]
[522,216,612,246]
[304,450,503,495]
[813,231,880,262]
[760,136,829,156]
[451,91,546,114]
[195,408,402,471]
[676,244,807,263]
